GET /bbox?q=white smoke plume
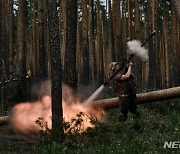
[127,40,149,61]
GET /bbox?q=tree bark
[0,1,2,107]
[60,0,66,71]
[81,0,89,85]
[32,0,38,81]
[38,0,46,81]
[92,87,180,109]
[163,0,170,88]
[64,0,77,90]
[48,0,64,143]
[122,0,127,57]
[148,0,155,89]
[127,0,132,40]
[8,0,14,74]
[112,0,123,61]
[171,7,178,86]
[108,0,115,61]
[88,0,95,82]
[172,0,180,22]
[1,0,7,109]
[96,0,104,83]
[17,0,27,102]
[134,0,142,87]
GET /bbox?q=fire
[9,84,105,136]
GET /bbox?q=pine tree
[64,0,77,90]
[48,0,64,143]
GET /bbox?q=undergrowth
[34,99,180,154]
[0,99,179,154]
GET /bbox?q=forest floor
[0,98,179,154]
[0,126,36,153]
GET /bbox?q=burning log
[92,86,180,109]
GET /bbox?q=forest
[0,0,180,153]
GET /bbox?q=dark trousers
[119,95,140,122]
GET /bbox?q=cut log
[92,86,180,109]
[0,87,180,126]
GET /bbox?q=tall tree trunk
[0,1,3,109]
[96,0,104,83]
[88,0,95,82]
[76,23,82,84]
[172,0,180,22]
[1,0,8,110]
[0,1,2,62]
[171,6,177,86]
[163,0,170,88]
[134,0,142,88]
[141,3,149,88]
[17,0,27,102]
[176,23,180,85]
[101,8,108,80]
[108,0,115,61]
[64,0,77,90]
[155,30,161,89]
[134,0,140,40]
[177,17,180,84]
[127,0,132,40]
[160,37,164,88]
[43,0,49,79]
[172,1,180,86]
[112,0,123,61]
[122,0,127,58]
[28,0,35,82]
[8,0,14,74]
[48,0,64,143]
[28,2,33,81]
[60,0,67,73]
[81,0,89,85]
[38,0,47,81]
[32,0,38,81]
[156,2,164,89]
[148,0,155,89]
[4,1,9,76]
[153,0,159,88]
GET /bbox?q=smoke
[9,81,105,136]
[127,40,149,61]
[77,82,113,102]
[9,96,52,136]
[31,80,51,100]
[83,85,105,105]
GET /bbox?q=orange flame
[9,85,105,136]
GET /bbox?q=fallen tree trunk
[0,87,180,126]
[92,86,180,109]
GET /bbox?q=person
[109,60,140,122]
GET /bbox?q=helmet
[109,62,119,71]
